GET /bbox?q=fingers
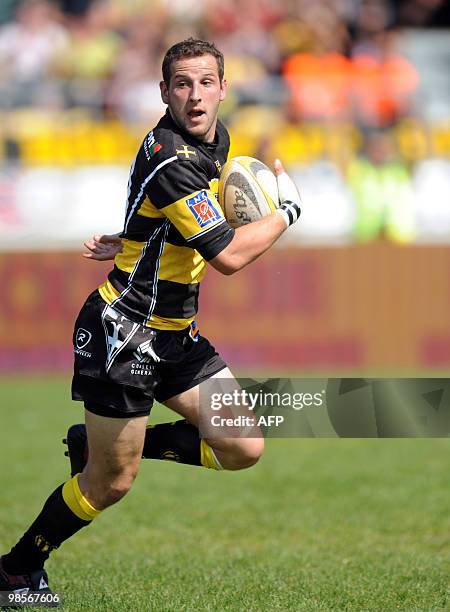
[82,238,111,260]
[84,238,97,250]
[84,239,109,253]
[84,236,121,251]
[87,234,121,246]
[82,234,123,261]
[274,158,285,176]
[275,161,302,213]
[82,249,112,261]
[97,233,122,245]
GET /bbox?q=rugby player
[0,38,302,599]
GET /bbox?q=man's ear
[219,79,227,102]
[160,81,169,104]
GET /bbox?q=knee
[82,466,139,510]
[225,437,265,470]
[100,474,135,508]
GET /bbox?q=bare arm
[210,159,302,275]
[81,161,301,270]
[210,212,286,275]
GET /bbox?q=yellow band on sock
[62,474,101,521]
[200,440,223,470]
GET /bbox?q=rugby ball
[218,156,279,228]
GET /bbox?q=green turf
[0,376,449,611]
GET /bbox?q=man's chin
[183,124,208,140]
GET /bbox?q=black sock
[2,484,92,574]
[143,420,201,466]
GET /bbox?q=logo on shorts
[131,337,158,375]
[103,306,139,373]
[186,191,221,228]
[76,328,92,349]
[134,339,160,363]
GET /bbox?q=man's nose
[190,83,201,101]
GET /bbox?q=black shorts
[71,290,227,418]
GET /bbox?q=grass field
[0,376,449,611]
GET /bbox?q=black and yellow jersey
[98,110,234,331]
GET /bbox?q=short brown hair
[162,38,224,85]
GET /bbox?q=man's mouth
[188,110,205,119]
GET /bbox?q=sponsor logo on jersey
[76,328,92,349]
[144,131,162,160]
[176,145,196,159]
[186,191,221,228]
[75,328,92,358]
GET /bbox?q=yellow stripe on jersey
[158,243,207,284]
[114,239,146,273]
[138,195,165,219]
[147,313,194,330]
[98,279,120,303]
[208,179,226,215]
[209,177,219,198]
[163,189,224,240]
[98,281,194,331]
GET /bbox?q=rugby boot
[62,424,88,477]
[0,556,59,607]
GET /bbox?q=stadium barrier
[1,245,449,373]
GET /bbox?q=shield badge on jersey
[75,328,92,350]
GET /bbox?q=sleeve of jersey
[147,159,235,261]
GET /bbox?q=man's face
[160,54,227,143]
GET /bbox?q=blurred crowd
[0,0,449,125]
[0,0,449,245]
